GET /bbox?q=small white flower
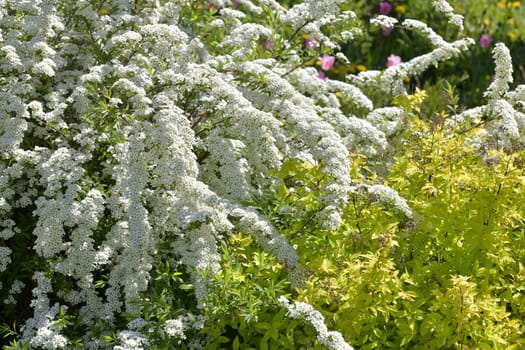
[114,330,149,350]
[164,318,186,338]
[32,58,57,77]
[370,15,398,30]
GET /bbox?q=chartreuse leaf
[260,337,268,350]
[232,336,240,350]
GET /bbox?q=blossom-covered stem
[278,296,354,350]
[484,43,513,100]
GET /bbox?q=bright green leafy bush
[282,88,525,349]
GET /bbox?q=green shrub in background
[334,0,525,107]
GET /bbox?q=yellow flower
[508,18,515,26]
[508,31,516,41]
[511,1,521,7]
[99,8,109,15]
[335,92,343,98]
[497,0,506,8]
[395,5,406,14]
[357,64,367,72]
[483,18,491,26]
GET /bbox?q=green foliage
[295,189,420,349]
[202,232,320,349]
[387,98,525,348]
[215,86,525,349]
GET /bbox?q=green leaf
[218,336,230,344]
[255,322,271,331]
[260,338,269,350]
[232,336,240,350]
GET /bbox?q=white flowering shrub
[0,0,524,349]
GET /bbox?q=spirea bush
[1,0,524,349]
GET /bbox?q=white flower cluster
[402,19,448,47]
[21,272,68,350]
[164,317,187,339]
[280,0,355,49]
[278,296,354,350]
[219,23,272,54]
[232,207,303,287]
[366,107,407,137]
[321,108,388,157]
[506,85,525,107]
[0,246,11,272]
[327,79,374,111]
[348,11,474,98]
[484,43,513,100]
[0,116,27,154]
[281,0,345,29]
[454,43,525,149]
[104,124,155,315]
[200,135,252,201]
[370,15,399,30]
[3,279,25,305]
[432,0,464,31]
[216,60,353,222]
[114,330,149,350]
[128,318,147,331]
[366,185,414,218]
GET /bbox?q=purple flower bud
[480,34,492,48]
[205,2,218,11]
[382,27,393,36]
[305,38,320,50]
[379,1,393,15]
[320,54,335,71]
[263,39,275,50]
[386,54,402,67]
[317,71,328,81]
[233,0,240,8]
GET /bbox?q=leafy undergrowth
[203,88,525,349]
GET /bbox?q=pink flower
[379,1,393,15]
[317,71,328,81]
[480,34,492,48]
[305,37,320,50]
[386,54,402,67]
[263,39,275,50]
[205,2,219,11]
[320,55,335,71]
[382,27,393,36]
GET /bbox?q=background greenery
[280,0,525,107]
[340,0,525,107]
